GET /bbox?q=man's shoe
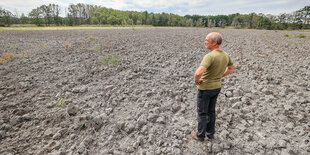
[191,131,204,142]
[207,134,214,139]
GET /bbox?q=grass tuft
[42,43,47,48]
[1,52,30,64]
[88,35,95,41]
[90,44,101,51]
[295,34,306,38]
[2,53,14,60]
[63,42,70,48]
[55,97,70,106]
[22,52,29,62]
[0,59,7,65]
[98,54,119,65]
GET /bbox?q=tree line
[0,4,309,30]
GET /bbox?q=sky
[0,0,309,17]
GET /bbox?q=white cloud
[130,0,210,9]
[183,0,308,15]
[0,0,308,16]
[0,0,69,15]
[229,0,294,8]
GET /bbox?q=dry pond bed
[0,28,309,154]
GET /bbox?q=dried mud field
[0,28,309,154]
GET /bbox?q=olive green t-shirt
[197,49,234,90]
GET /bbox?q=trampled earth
[0,28,309,154]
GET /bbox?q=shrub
[284,34,290,37]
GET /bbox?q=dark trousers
[196,88,221,140]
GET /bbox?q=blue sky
[0,0,308,17]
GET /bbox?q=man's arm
[194,66,206,85]
[222,65,236,77]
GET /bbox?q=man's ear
[212,41,217,46]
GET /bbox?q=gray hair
[212,35,222,45]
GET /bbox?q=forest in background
[0,4,309,30]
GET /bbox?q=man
[192,32,236,141]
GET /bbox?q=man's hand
[194,66,206,85]
[195,78,205,85]
[222,65,236,77]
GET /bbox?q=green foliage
[22,52,29,62]
[28,4,61,26]
[23,56,28,62]
[0,8,12,26]
[0,3,309,30]
[256,16,272,29]
[107,16,121,25]
[295,34,306,38]
[98,54,119,65]
[284,34,307,38]
[55,98,70,106]
[109,55,118,65]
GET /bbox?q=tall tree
[0,7,13,26]
[40,5,52,25]
[29,7,42,26]
[0,3,307,29]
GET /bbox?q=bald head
[207,32,222,45]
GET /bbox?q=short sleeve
[200,54,212,69]
[227,56,234,66]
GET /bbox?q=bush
[284,34,290,37]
